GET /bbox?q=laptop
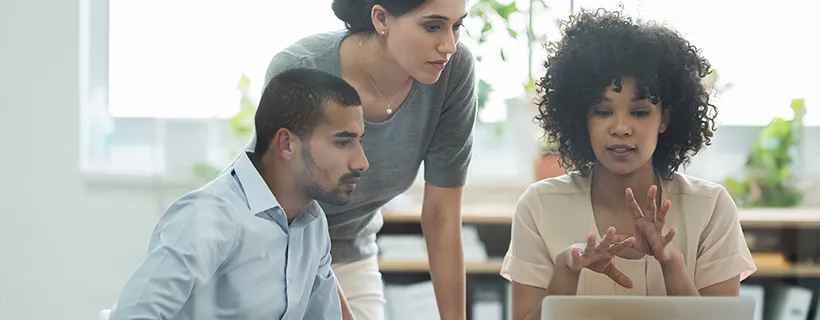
[541,295,756,320]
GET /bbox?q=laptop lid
[541,295,755,320]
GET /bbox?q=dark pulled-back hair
[253,68,361,161]
[535,8,718,178]
[331,0,429,33]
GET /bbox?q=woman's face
[587,77,669,175]
[381,0,467,84]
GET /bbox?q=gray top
[247,29,477,263]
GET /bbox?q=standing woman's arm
[420,44,478,320]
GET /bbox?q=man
[109,68,367,320]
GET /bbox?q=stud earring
[381,30,386,35]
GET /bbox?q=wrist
[658,249,684,269]
[557,249,581,275]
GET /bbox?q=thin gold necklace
[359,39,398,115]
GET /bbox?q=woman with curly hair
[500,9,756,319]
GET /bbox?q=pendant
[386,108,393,115]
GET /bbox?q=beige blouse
[500,171,757,295]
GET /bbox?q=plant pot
[533,153,565,181]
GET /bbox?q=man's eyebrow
[421,12,468,21]
[334,131,360,138]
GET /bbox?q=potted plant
[193,74,256,182]
[466,0,550,120]
[533,134,565,180]
[723,98,806,208]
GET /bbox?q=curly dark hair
[534,8,718,178]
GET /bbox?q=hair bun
[332,0,375,33]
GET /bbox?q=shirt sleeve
[110,195,239,320]
[423,43,477,188]
[694,186,757,290]
[302,215,343,319]
[244,52,304,153]
[500,185,554,289]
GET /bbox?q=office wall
[0,0,157,319]
[1,0,83,318]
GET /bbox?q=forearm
[518,264,578,320]
[660,252,699,296]
[336,285,355,320]
[545,257,580,296]
[422,212,466,319]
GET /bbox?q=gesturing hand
[566,226,636,288]
[625,186,678,263]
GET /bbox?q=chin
[597,162,640,176]
[411,70,442,85]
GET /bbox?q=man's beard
[300,147,351,206]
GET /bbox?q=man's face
[297,102,368,205]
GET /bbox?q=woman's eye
[594,109,612,116]
[425,24,441,32]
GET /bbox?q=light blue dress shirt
[110,152,342,320]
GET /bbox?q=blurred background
[1,0,819,319]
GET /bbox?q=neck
[343,33,411,96]
[590,163,660,212]
[255,161,310,224]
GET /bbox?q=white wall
[0,0,159,318]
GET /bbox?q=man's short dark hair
[253,68,361,161]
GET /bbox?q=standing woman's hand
[625,186,679,263]
[562,226,635,288]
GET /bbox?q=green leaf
[524,79,536,93]
[481,22,493,34]
[477,79,493,112]
[494,2,518,20]
[500,48,506,61]
[237,74,251,91]
[507,27,518,38]
[791,98,805,114]
[723,177,747,202]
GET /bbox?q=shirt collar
[232,152,280,215]
[231,152,323,227]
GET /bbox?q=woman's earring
[381,30,386,35]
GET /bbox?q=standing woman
[247,0,476,319]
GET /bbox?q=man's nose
[352,146,369,173]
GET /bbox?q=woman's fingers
[657,199,671,227]
[599,226,616,248]
[625,188,645,220]
[663,227,677,246]
[608,236,635,253]
[603,263,634,289]
[584,233,596,254]
[646,185,658,222]
[570,247,585,270]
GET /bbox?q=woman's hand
[564,226,635,288]
[625,186,679,263]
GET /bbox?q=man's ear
[273,128,298,160]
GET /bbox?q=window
[571,0,820,126]
[108,0,344,119]
[82,0,818,184]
